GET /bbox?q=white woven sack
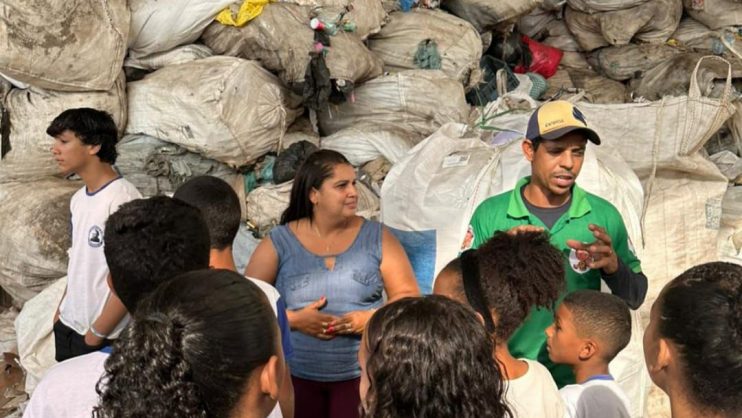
[128,0,234,59]
[116,134,246,218]
[318,70,470,137]
[576,56,736,325]
[16,277,66,395]
[567,0,650,13]
[0,0,128,91]
[279,0,387,39]
[126,56,302,168]
[443,0,543,33]
[0,179,79,306]
[718,186,742,263]
[201,4,383,87]
[320,125,420,166]
[564,0,682,51]
[124,44,214,71]
[0,73,127,183]
[684,0,742,29]
[368,9,482,86]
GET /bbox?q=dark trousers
[292,375,361,418]
[53,320,110,362]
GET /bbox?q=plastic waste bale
[317,70,470,137]
[201,3,383,91]
[320,124,422,166]
[442,0,543,33]
[368,9,482,87]
[0,0,128,91]
[683,0,742,29]
[588,44,681,81]
[564,0,682,51]
[126,56,302,168]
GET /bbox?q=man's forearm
[601,259,648,310]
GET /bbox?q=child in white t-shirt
[434,230,566,418]
[48,108,141,362]
[546,290,632,418]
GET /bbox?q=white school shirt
[504,359,565,418]
[560,375,631,418]
[58,177,141,338]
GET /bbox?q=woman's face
[311,164,358,219]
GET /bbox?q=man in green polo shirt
[465,100,647,387]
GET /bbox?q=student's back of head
[103,196,211,312]
[95,269,284,418]
[645,261,741,416]
[173,175,241,250]
[434,231,564,342]
[360,295,512,418]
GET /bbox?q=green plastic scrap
[414,39,442,70]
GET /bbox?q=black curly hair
[104,196,211,312]
[94,269,278,418]
[46,108,119,164]
[362,295,512,418]
[440,231,565,342]
[656,261,742,414]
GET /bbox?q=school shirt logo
[568,248,592,274]
[88,226,103,248]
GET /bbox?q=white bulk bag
[318,70,470,137]
[564,0,682,51]
[127,0,234,59]
[0,74,127,182]
[201,3,383,88]
[126,56,302,168]
[368,9,482,86]
[115,134,246,218]
[0,0,128,91]
[443,0,543,33]
[684,0,742,29]
[0,179,79,305]
[279,0,388,39]
[320,125,421,166]
[16,277,67,394]
[124,44,215,71]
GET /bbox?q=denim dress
[270,219,384,382]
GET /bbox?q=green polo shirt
[468,176,642,387]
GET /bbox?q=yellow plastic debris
[216,0,274,27]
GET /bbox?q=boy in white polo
[49,108,141,362]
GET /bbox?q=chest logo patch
[88,226,104,248]
[569,248,592,274]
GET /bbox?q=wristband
[89,325,108,339]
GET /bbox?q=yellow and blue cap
[526,101,600,145]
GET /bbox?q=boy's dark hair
[46,108,119,164]
[96,269,277,418]
[103,196,211,311]
[562,290,631,362]
[657,262,741,413]
[440,231,564,342]
[173,175,240,251]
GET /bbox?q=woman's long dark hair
[363,295,512,418]
[657,261,742,415]
[280,149,351,225]
[94,269,278,418]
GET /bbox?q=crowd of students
[24,107,741,418]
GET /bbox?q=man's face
[50,130,96,175]
[545,303,584,365]
[524,132,588,198]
